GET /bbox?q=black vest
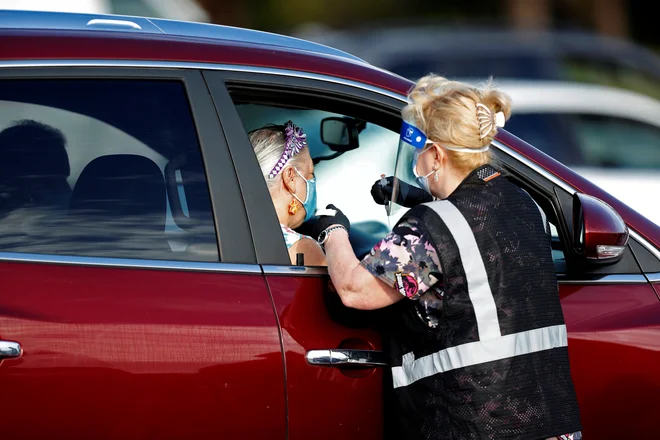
[386,165,581,440]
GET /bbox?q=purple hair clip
[268,120,308,179]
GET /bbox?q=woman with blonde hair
[310,75,582,439]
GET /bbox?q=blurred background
[2,0,659,223]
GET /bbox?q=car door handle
[0,340,22,360]
[306,349,388,367]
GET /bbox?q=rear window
[0,79,218,262]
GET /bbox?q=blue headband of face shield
[400,121,429,149]
[401,121,434,187]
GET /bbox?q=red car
[0,10,658,440]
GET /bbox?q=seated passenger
[0,120,71,253]
[0,119,71,216]
[249,121,326,266]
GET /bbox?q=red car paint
[266,275,383,440]
[0,30,411,96]
[0,13,659,440]
[0,262,285,440]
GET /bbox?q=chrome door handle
[0,340,22,360]
[306,349,388,367]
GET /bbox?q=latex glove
[311,204,350,240]
[371,176,433,208]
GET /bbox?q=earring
[434,170,439,182]
[289,198,300,215]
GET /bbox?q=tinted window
[504,113,585,166]
[0,79,218,262]
[572,114,660,169]
[562,57,660,101]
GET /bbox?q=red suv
[0,10,658,440]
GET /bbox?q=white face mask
[412,146,435,194]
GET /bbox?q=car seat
[68,154,171,260]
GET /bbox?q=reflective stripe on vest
[428,200,501,340]
[391,200,566,389]
[392,324,568,388]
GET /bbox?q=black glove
[371,176,433,208]
[311,204,351,240]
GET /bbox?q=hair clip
[476,103,505,139]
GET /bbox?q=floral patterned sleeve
[360,218,442,301]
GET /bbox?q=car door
[0,68,285,440]
[204,67,660,439]
[490,140,660,439]
[204,70,408,440]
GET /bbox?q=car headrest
[69,154,166,230]
[0,120,71,208]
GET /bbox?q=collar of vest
[444,164,501,199]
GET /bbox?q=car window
[572,114,660,169]
[234,103,399,262]
[562,57,660,101]
[504,113,585,166]
[232,99,571,274]
[0,79,218,262]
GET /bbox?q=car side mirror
[573,192,629,264]
[320,117,361,152]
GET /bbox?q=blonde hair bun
[402,74,512,173]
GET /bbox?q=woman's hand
[311,204,350,239]
[371,176,433,207]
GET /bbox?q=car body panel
[0,9,365,62]
[559,282,660,438]
[0,258,285,440]
[0,29,409,95]
[264,271,384,440]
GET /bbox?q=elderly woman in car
[249,120,326,266]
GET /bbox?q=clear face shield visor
[387,121,432,218]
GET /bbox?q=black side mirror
[320,117,362,152]
[573,192,629,264]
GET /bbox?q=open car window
[234,102,399,262]
[229,85,568,274]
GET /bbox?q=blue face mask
[293,168,317,222]
[412,146,435,194]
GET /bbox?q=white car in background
[500,80,660,225]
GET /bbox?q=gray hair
[249,124,306,190]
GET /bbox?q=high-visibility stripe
[427,200,501,340]
[392,324,567,388]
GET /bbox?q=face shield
[388,121,432,218]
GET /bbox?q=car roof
[0,9,366,63]
[495,80,660,127]
[0,10,412,95]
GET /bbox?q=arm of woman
[323,228,403,310]
[289,237,327,266]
